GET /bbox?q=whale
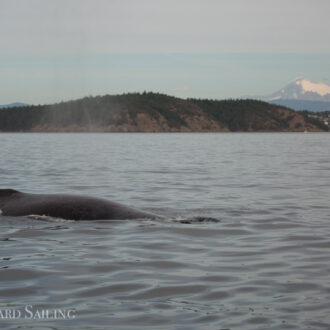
[0,189,164,221]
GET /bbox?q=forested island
[0,92,328,132]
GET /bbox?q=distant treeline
[299,110,330,117]
[0,92,328,132]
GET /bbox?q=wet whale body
[0,189,164,221]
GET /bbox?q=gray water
[0,133,330,330]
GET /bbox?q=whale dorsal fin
[0,189,20,197]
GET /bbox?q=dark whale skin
[0,189,163,221]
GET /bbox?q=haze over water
[1,133,330,329]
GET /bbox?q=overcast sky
[1,0,329,103]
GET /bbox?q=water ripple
[1,133,330,329]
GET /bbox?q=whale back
[0,189,163,220]
[0,189,20,197]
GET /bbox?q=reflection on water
[1,133,330,329]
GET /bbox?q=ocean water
[0,132,330,330]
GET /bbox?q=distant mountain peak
[293,78,330,97]
[243,78,330,111]
[252,78,330,103]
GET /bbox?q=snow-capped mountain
[263,78,330,102]
[247,78,330,112]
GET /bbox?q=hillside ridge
[0,92,327,132]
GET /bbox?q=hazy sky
[1,0,329,104]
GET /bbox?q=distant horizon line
[2,77,330,107]
[2,91,330,109]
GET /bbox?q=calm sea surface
[0,133,330,329]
